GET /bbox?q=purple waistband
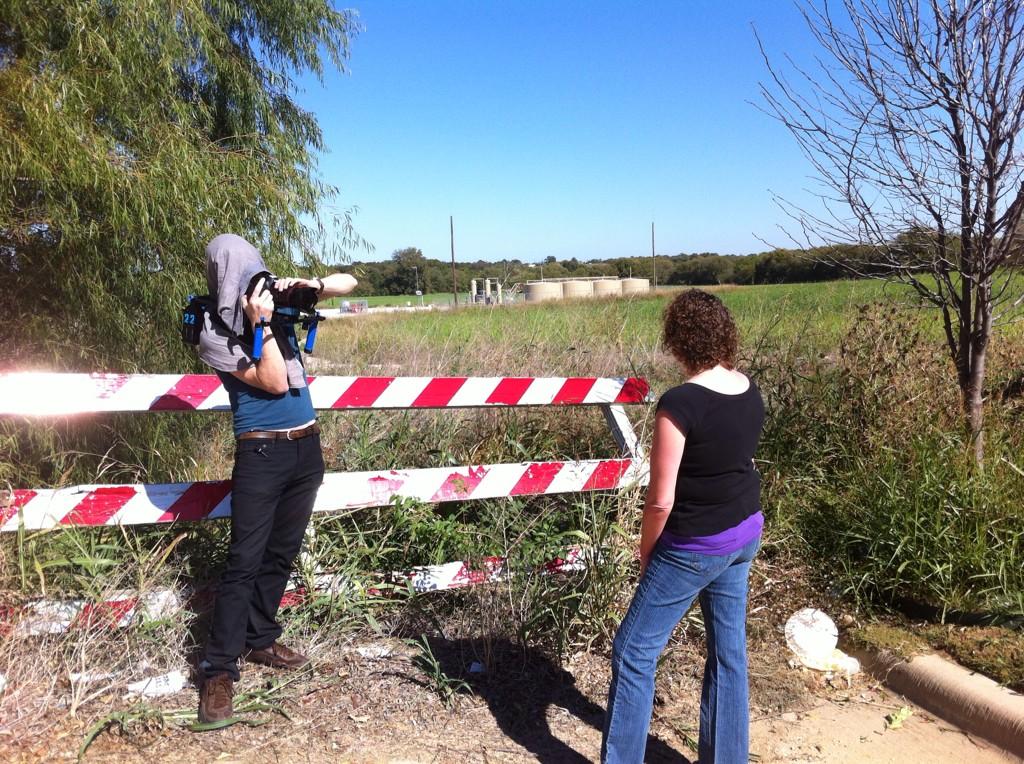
[659,511,764,556]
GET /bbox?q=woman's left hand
[637,549,650,577]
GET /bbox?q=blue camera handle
[252,319,272,360]
[303,313,323,354]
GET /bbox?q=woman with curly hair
[602,289,764,764]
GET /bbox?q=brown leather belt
[237,422,320,441]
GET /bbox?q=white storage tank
[592,279,623,298]
[621,278,650,295]
[524,281,563,302]
[561,280,594,299]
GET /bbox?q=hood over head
[197,234,309,391]
[205,233,268,337]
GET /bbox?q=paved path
[749,682,1018,763]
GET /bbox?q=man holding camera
[196,233,356,723]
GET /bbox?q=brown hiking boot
[244,641,310,670]
[197,673,234,724]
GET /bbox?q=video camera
[244,271,323,359]
[181,271,324,360]
[245,271,319,312]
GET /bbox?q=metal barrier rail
[2,459,644,531]
[0,373,650,415]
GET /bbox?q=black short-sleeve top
[655,378,765,537]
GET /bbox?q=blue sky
[298,1,822,263]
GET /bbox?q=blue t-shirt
[216,371,316,436]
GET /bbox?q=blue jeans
[602,536,760,764]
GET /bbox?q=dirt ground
[1,552,1017,763]
[1,633,1017,764]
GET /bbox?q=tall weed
[757,304,1024,619]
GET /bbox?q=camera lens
[245,271,276,299]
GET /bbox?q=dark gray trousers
[202,433,324,680]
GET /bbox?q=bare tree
[759,0,1024,463]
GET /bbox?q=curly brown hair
[661,289,738,372]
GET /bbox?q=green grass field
[314,277,1021,382]
[312,280,890,380]
[322,280,888,333]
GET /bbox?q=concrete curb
[850,647,1024,759]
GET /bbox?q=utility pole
[651,221,657,289]
[450,215,458,306]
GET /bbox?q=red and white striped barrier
[284,546,588,603]
[3,372,648,535]
[8,548,589,635]
[0,373,650,416]
[3,589,182,637]
[1,459,645,531]
[2,369,646,635]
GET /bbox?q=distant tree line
[345,244,881,296]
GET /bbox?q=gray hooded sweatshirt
[198,234,307,390]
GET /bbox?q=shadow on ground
[417,636,691,764]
